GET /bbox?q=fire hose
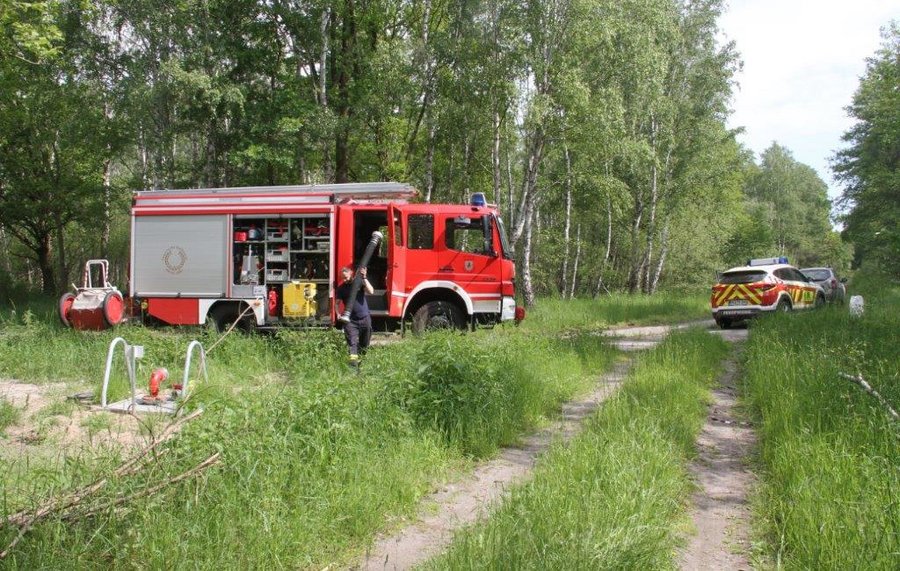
[338,231,383,323]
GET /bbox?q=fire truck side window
[408,214,434,249]
[445,216,490,255]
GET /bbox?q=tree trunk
[642,116,660,293]
[462,136,471,203]
[139,127,149,191]
[522,207,536,307]
[560,144,572,297]
[510,128,545,249]
[0,226,12,275]
[593,189,613,298]
[321,13,333,181]
[492,108,501,208]
[569,223,581,299]
[627,189,644,293]
[37,234,55,295]
[505,133,514,222]
[650,221,669,294]
[424,120,435,203]
[333,0,355,184]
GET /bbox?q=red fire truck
[127,182,520,333]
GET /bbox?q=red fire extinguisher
[268,288,279,316]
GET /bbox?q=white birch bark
[522,206,536,307]
[561,144,572,297]
[569,223,581,299]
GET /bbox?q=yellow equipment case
[282,282,317,318]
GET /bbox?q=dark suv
[800,267,847,303]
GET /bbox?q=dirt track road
[357,319,744,570]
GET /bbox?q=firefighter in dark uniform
[335,265,374,368]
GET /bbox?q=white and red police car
[711,257,826,329]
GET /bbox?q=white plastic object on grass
[849,295,864,317]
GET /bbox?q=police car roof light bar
[747,256,789,266]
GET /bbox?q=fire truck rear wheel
[209,304,255,333]
[411,301,465,334]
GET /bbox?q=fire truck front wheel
[411,301,465,334]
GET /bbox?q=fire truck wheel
[209,304,255,333]
[58,292,76,327]
[412,301,465,334]
[776,298,792,312]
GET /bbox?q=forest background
[0,0,895,304]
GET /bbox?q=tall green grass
[524,292,708,331]
[0,397,18,432]
[0,320,617,567]
[744,273,899,569]
[429,328,729,569]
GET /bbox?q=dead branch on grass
[1,452,220,559]
[839,372,899,423]
[62,452,221,522]
[4,408,203,527]
[1,409,204,559]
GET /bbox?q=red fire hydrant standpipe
[148,368,169,398]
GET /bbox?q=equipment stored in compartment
[283,282,317,318]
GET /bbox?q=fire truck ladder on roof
[134,181,418,201]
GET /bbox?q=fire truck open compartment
[232,214,333,322]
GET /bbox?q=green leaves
[833,24,900,276]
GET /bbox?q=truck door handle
[438,266,453,273]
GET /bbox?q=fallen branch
[114,408,204,477]
[839,372,899,422]
[62,452,221,522]
[1,452,220,559]
[4,408,203,528]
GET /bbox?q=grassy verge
[743,272,899,569]
[0,397,18,433]
[0,323,617,567]
[523,291,709,331]
[428,328,729,569]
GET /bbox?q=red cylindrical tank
[67,290,126,331]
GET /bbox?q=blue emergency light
[470,192,486,207]
[747,256,789,266]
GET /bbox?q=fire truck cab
[129,182,518,333]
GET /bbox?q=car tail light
[831,278,837,288]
